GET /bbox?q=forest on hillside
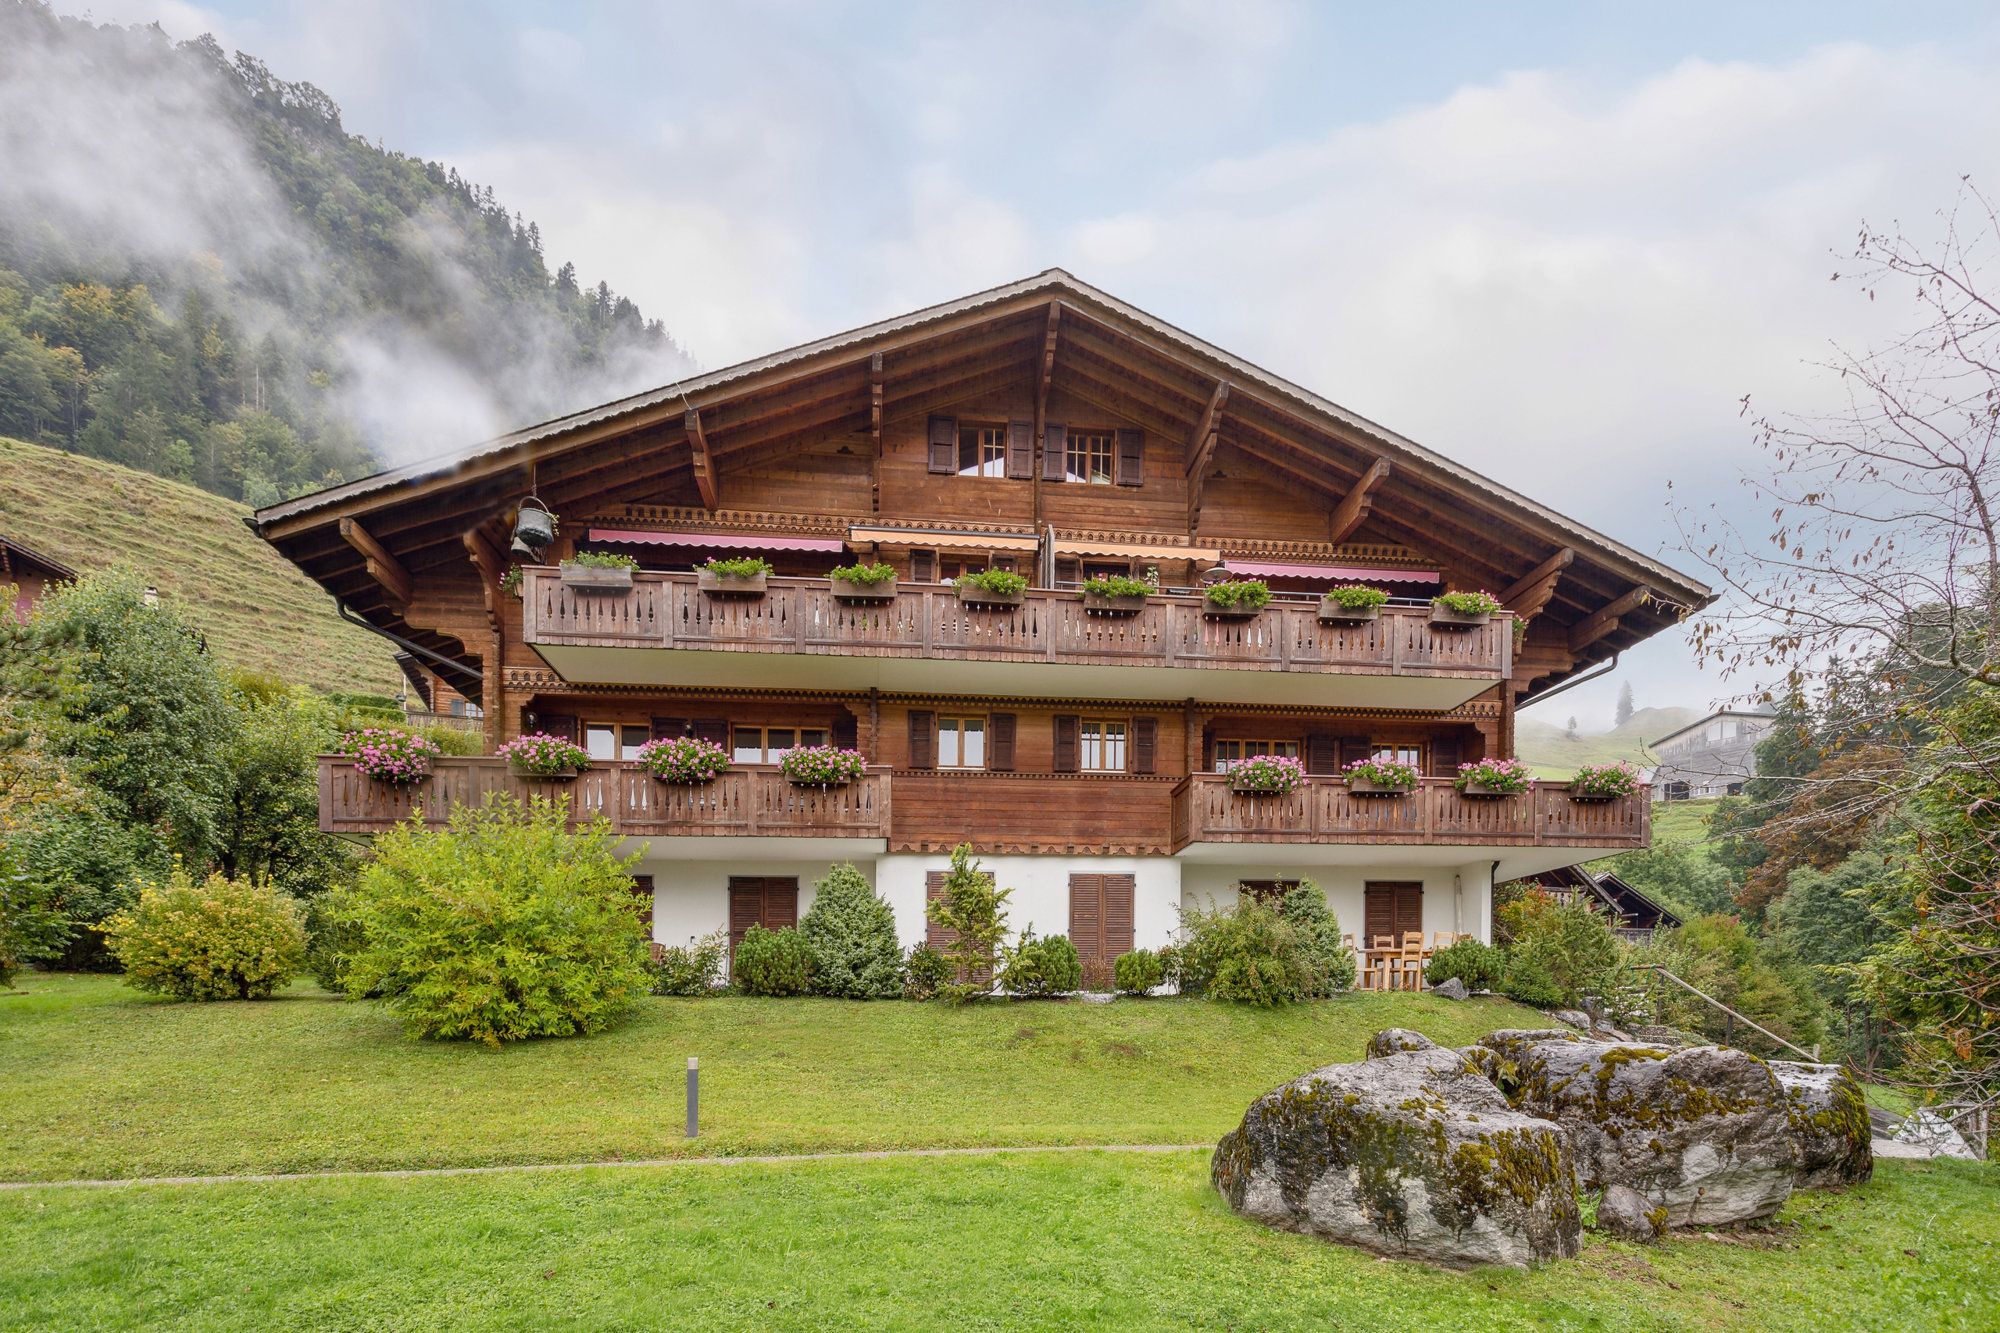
[0,0,691,506]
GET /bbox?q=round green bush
[799,864,902,999]
[902,943,951,1000]
[1178,898,1311,1007]
[650,931,726,996]
[1113,948,1164,995]
[733,924,815,996]
[334,795,651,1043]
[1426,937,1505,992]
[101,866,307,1000]
[999,929,1081,997]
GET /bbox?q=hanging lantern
[510,496,556,560]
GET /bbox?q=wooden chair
[1396,931,1426,992]
[1365,934,1396,992]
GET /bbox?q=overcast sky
[69,0,2000,728]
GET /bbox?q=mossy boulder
[1212,1043,1581,1269]
[1770,1061,1873,1190]
[1365,1028,1441,1058]
[1467,1030,1799,1226]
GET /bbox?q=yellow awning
[849,527,1040,553]
[1054,539,1222,562]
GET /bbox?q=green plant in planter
[704,556,775,578]
[827,561,897,586]
[1569,761,1640,799]
[1323,584,1389,609]
[566,551,639,570]
[1433,590,1502,616]
[954,569,1028,596]
[1079,575,1153,599]
[498,566,524,597]
[495,732,592,778]
[1454,757,1533,795]
[1204,579,1271,610]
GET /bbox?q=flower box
[635,735,730,785]
[1202,601,1261,620]
[1080,591,1148,615]
[1229,774,1295,795]
[1344,775,1413,797]
[1223,755,1308,796]
[1459,780,1519,799]
[559,561,634,592]
[1566,789,1621,804]
[1318,600,1381,624]
[698,569,768,596]
[956,583,1024,609]
[830,574,897,603]
[779,745,867,787]
[496,733,591,781]
[512,760,582,781]
[1428,603,1492,627]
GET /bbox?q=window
[1065,430,1114,484]
[731,726,828,764]
[956,423,1006,477]
[585,723,652,761]
[937,716,986,769]
[1213,739,1301,765]
[1372,744,1424,769]
[1081,559,1131,582]
[1079,719,1128,772]
[938,554,1017,583]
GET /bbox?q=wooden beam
[460,528,504,621]
[1568,586,1651,653]
[684,407,719,509]
[1500,546,1574,620]
[1049,366,1191,441]
[1327,457,1392,545]
[1185,381,1230,533]
[338,517,412,608]
[869,350,884,515]
[1034,302,1059,526]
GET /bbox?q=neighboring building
[255,270,1710,978]
[1,533,75,621]
[395,653,486,734]
[1648,708,1777,801]
[1507,864,1682,942]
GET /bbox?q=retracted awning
[1223,560,1439,584]
[588,528,847,553]
[1053,540,1222,562]
[849,527,1040,552]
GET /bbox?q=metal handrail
[1629,963,1822,1062]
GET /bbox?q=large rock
[1212,1043,1581,1269]
[1432,976,1470,1001]
[1770,1061,1873,1189]
[1596,1184,1666,1242]
[1468,1029,1799,1226]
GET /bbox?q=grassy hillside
[1515,704,1700,777]
[0,437,399,695]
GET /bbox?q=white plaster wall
[1179,860,1495,945]
[873,853,1182,951]
[638,857,877,947]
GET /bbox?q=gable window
[1079,718,1128,772]
[586,723,652,761]
[937,716,986,769]
[1213,738,1300,766]
[732,726,828,764]
[956,424,1006,477]
[1065,430,1115,484]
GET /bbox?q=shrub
[779,745,867,786]
[704,556,774,578]
[1113,948,1165,995]
[954,569,1027,596]
[337,727,441,785]
[495,732,591,777]
[1277,881,1357,996]
[1204,579,1271,610]
[566,550,639,570]
[925,843,1011,1003]
[303,894,367,993]
[732,924,815,996]
[1079,574,1153,599]
[1323,584,1389,609]
[1497,890,1625,1007]
[1570,761,1640,799]
[651,931,726,996]
[999,928,1081,997]
[1426,937,1505,992]
[1175,898,1310,1007]
[335,795,650,1044]
[1342,756,1421,790]
[1501,951,1565,1008]
[1433,590,1502,616]
[902,942,952,1000]
[800,864,902,999]
[827,561,897,586]
[1223,754,1308,794]
[101,866,307,1001]
[634,734,730,783]
[1454,757,1533,795]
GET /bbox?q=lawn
[0,973,1545,1182]
[1,1153,1992,1331]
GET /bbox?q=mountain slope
[0,436,398,695]
[1515,704,1700,776]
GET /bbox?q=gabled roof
[0,532,77,581]
[1649,707,1779,749]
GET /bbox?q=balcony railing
[318,757,891,839]
[521,570,1512,681]
[1171,776,1649,850]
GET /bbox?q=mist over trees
[0,1,693,505]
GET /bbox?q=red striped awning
[588,528,847,553]
[1223,560,1438,584]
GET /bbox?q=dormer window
[957,423,1006,477]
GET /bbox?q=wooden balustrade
[319,757,891,839]
[1170,776,1649,850]
[521,570,1513,680]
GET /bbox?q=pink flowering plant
[1569,761,1639,799]
[1454,757,1533,795]
[778,744,868,787]
[496,732,591,778]
[634,735,730,784]
[338,727,441,786]
[1342,756,1422,791]
[1223,753,1309,794]
[1433,590,1502,616]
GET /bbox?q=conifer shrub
[998,928,1081,997]
[799,864,902,999]
[902,942,951,1000]
[1277,881,1357,996]
[101,866,307,1000]
[1175,898,1311,1007]
[732,925,815,996]
[1425,936,1505,993]
[1113,948,1165,996]
[925,844,1012,1003]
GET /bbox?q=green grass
[0,973,1546,1182]
[1649,798,1724,850]
[1516,706,1701,779]
[0,436,399,696]
[2,1154,1992,1331]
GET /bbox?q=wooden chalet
[1,533,75,621]
[256,269,1710,978]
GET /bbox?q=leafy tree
[1626,915,1825,1053]
[924,844,1011,1004]
[1496,890,1624,1007]
[1768,848,1898,1069]
[216,672,353,899]
[798,863,901,999]
[1603,843,1741,920]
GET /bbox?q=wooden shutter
[1052,714,1080,773]
[1055,556,1080,587]
[910,549,937,583]
[1338,735,1374,768]
[650,716,688,741]
[1305,731,1340,776]
[1005,420,1034,479]
[908,710,936,770]
[1131,717,1157,774]
[1069,873,1135,987]
[927,415,957,474]
[1114,428,1144,486]
[691,717,729,747]
[831,710,859,752]
[536,713,577,742]
[988,712,1017,772]
[1364,882,1423,943]
[1428,734,1461,778]
[1043,422,1068,481]
[729,876,799,964]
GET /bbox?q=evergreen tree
[1615,682,1635,726]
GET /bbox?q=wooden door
[727,876,799,965]
[1363,882,1424,944]
[1069,873,1136,988]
